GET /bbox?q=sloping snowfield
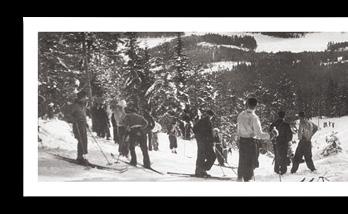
[38,116,348,182]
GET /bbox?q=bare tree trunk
[81,32,93,100]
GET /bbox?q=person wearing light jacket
[290,112,318,173]
[237,97,270,182]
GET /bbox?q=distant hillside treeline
[260,32,308,38]
[134,32,184,38]
[200,33,257,50]
[327,41,348,51]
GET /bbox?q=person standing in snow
[98,104,111,140]
[112,100,128,157]
[143,109,155,151]
[70,91,90,164]
[269,111,293,175]
[111,112,117,144]
[193,109,216,177]
[151,121,162,151]
[122,107,151,168]
[213,128,226,166]
[168,121,179,154]
[236,98,270,182]
[290,111,318,173]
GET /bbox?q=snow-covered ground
[38,115,348,182]
[137,37,176,49]
[197,42,250,51]
[187,32,348,53]
[202,61,251,73]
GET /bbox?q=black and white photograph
[24,18,348,196]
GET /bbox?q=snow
[38,115,348,182]
[187,32,348,53]
[137,37,176,49]
[197,42,250,51]
[203,61,251,73]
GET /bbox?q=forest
[38,32,348,143]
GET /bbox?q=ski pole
[87,127,112,165]
[214,144,226,177]
[214,143,237,175]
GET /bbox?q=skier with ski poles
[193,109,216,177]
[213,128,226,166]
[269,111,293,175]
[236,97,270,182]
[290,111,318,173]
[69,91,90,165]
[122,106,151,168]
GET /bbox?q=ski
[309,178,315,182]
[213,164,238,169]
[300,177,306,182]
[51,153,128,173]
[167,171,235,181]
[112,154,164,175]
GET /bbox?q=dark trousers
[238,138,258,181]
[113,126,118,144]
[128,128,151,168]
[169,135,177,149]
[148,131,153,151]
[73,122,88,159]
[274,143,288,175]
[118,126,129,157]
[196,137,216,173]
[152,133,159,151]
[215,143,225,165]
[291,140,316,173]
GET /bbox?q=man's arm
[252,116,270,140]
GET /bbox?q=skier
[213,128,225,166]
[236,98,270,182]
[323,122,327,128]
[112,100,128,157]
[168,121,179,154]
[98,104,111,140]
[70,91,90,164]
[143,109,155,151]
[269,111,293,175]
[290,111,318,173]
[151,121,162,151]
[111,112,117,144]
[122,107,151,168]
[193,109,216,177]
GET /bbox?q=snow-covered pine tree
[122,32,144,110]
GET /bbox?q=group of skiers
[191,97,319,181]
[67,91,319,181]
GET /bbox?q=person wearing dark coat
[269,111,293,175]
[111,112,118,144]
[168,122,179,154]
[122,108,150,168]
[193,109,216,177]
[70,91,89,164]
[98,104,111,140]
[143,110,155,151]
